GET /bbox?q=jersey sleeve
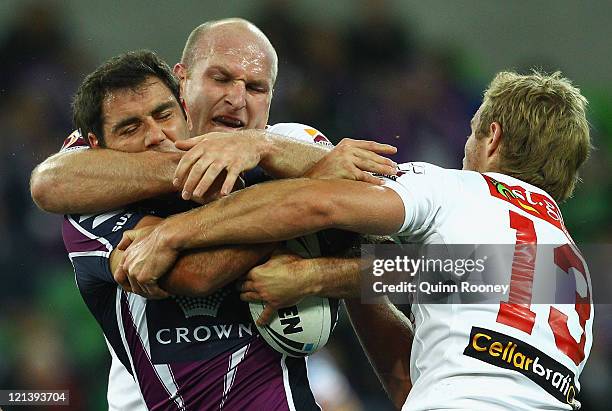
[60,129,90,153]
[243,123,333,187]
[266,122,333,147]
[62,209,147,284]
[383,162,458,237]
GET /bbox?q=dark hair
[72,49,183,146]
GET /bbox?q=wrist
[157,217,187,252]
[255,130,278,166]
[154,151,183,192]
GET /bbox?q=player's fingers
[127,273,145,296]
[366,141,397,155]
[182,161,211,200]
[142,283,170,300]
[340,139,397,155]
[113,264,127,284]
[257,305,276,326]
[119,283,133,293]
[354,157,397,176]
[175,135,206,151]
[192,162,223,199]
[353,147,397,167]
[240,280,256,292]
[117,231,135,250]
[220,168,241,196]
[173,150,202,189]
[113,266,132,291]
[357,171,385,186]
[239,291,261,302]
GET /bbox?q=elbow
[30,166,61,213]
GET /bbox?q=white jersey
[384,162,593,411]
[106,341,146,411]
[266,122,332,147]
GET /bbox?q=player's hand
[305,138,397,184]
[113,262,133,293]
[174,131,265,200]
[116,225,177,299]
[239,250,310,325]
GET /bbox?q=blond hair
[477,70,591,202]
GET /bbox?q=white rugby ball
[250,235,339,357]
[250,296,339,357]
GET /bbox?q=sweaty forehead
[103,80,155,107]
[102,80,174,124]
[194,35,274,81]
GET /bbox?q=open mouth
[212,116,245,129]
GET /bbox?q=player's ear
[88,132,101,148]
[486,121,502,159]
[174,63,187,92]
[183,101,193,131]
[173,62,185,78]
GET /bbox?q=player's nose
[225,80,247,110]
[145,122,166,147]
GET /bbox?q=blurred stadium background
[0,0,610,409]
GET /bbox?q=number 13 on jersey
[496,210,591,366]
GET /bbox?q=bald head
[181,18,278,85]
[174,18,276,135]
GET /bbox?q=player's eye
[247,84,267,93]
[156,110,173,120]
[120,125,139,136]
[212,75,230,83]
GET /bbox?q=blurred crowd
[0,1,610,410]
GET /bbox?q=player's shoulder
[62,209,145,256]
[397,161,446,176]
[266,123,332,147]
[66,209,134,234]
[63,210,135,286]
[391,163,522,195]
[389,162,469,184]
[383,162,479,214]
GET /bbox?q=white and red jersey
[265,123,332,147]
[384,162,593,411]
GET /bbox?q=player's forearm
[345,298,412,409]
[259,131,330,178]
[159,179,402,252]
[159,179,332,250]
[30,149,181,214]
[159,244,275,297]
[299,257,361,299]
